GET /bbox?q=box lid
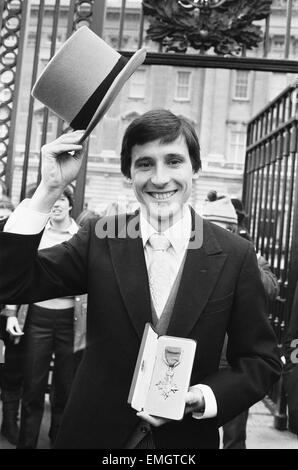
[128,323,158,410]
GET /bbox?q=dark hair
[231,198,247,225]
[62,186,74,208]
[120,109,201,178]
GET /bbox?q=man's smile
[147,190,177,200]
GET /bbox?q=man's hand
[6,316,24,337]
[29,130,87,213]
[40,130,86,191]
[185,386,205,416]
[136,386,205,427]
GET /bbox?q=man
[4,187,80,448]
[0,109,281,449]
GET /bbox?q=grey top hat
[32,26,147,142]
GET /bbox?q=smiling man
[0,109,281,449]
[129,136,193,231]
[121,110,200,235]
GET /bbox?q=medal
[156,346,182,399]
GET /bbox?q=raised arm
[0,130,89,305]
[29,129,86,214]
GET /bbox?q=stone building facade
[7,0,298,214]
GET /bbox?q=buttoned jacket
[0,209,281,448]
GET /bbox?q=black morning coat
[0,209,281,449]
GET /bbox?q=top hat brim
[78,47,146,144]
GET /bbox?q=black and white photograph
[0,0,298,457]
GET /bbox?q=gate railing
[242,82,298,428]
[0,0,106,212]
[0,0,28,195]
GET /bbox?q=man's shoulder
[202,217,252,254]
[90,211,140,235]
[80,211,139,244]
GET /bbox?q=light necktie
[148,233,172,316]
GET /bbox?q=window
[46,33,64,44]
[129,68,147,99]
[227,131,246,165]
[175,71,192,101]
[233,71,250,100]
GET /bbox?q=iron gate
[0,0,107,213]
[243,82,298,428]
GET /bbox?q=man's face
[0,207,12,221]
[130,136,195,228]
[50,195,71,223]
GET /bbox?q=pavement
[0,398,297,450]
[245,401,298,449]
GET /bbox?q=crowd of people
[0,108,296,450]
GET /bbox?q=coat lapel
[167,211,227,338]
[107,212,152,340]
[108,210,227,340]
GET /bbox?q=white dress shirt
[140,206,191,318]
[35,218,79,309]
[5,199,78,309]
[140,205,217,419]
[5,199,217,418]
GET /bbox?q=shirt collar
[45,218,78,235]
[140,205,191,255]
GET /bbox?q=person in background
[203,191,279,449]
[6,186,80,448]
[230,197,280,301]
[0,198,23,445]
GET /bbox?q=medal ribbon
[164,346,182,368]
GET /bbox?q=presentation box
[128,323,197,420]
